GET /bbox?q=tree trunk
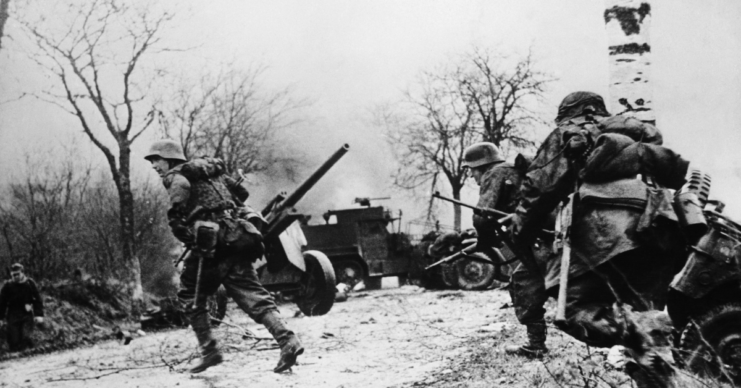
[0,0,10,51]
[116,143,143,319]
[604,0,655,123]
[452,187,462,232]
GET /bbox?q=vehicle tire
[208,286,228,326]
[455,258,496,291]
[364,276,382,290]
[334,260,364,290]
[441,262,459,289]
[680,303,741,384]
[296,251,336,316]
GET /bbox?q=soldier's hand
[34,317,44,324]
[171,225,195,244]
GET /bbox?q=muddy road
[0,284,528,388]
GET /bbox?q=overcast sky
[1,0,740,230]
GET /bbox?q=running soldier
[511,91,689,386]
[146,140,303,374]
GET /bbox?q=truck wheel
[455,258,496,291]
[208,286,228,326]
[296,251,336,316]
[680,303,741,384]
[335,260,364,290]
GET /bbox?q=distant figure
[0,263,44,352]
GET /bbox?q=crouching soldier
[145,140,303,374]
[461,143,551,358]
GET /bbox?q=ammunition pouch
[217,217,264,261]
[194,221,220,259]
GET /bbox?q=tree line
[1,0,552,319]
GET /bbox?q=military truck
[300,202,414,290]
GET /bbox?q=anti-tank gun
[255,144,350,316]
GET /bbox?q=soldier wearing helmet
[461,142,552,358]
[145,139,303,374]
[511,92,689,386]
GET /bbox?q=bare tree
[161,65,306,179]
[15,0,175,316]
[0,0,9,51]
[379,47,552,230]
[378,69,478,230]
[460,48,552,152]
[0,154,92,280]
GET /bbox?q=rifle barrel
[432,191,510,218]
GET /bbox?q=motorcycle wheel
[680,302,741,384]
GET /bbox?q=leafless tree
[379,47,552,230]
[460,48,552,152]
[15,0,176,316]
[0,0,9,51]
[378,70,477,230]
[0,154,92,280]
[161,65,306,179]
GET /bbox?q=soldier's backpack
[176,157,264,259]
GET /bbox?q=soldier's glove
[563,128,594,160]
[169,219,195,244]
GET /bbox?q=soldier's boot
[262,311,304,373]
[504,322,549,358]
[188,313,223,374]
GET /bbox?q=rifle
[432,192,513,223]
[425,242,487,270]
[426,193,518,271]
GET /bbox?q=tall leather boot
[504,322,549,358]
[188,312,223,373]
[262,311,304,373]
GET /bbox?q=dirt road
[0,285,523,388]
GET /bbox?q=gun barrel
[280,144,350,210]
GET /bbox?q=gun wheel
[296,251,336,316]
[679,303,741,384]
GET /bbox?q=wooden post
[604,0,655,124]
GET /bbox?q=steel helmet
[144,140,186,162]
[462,142,504,168]
[555,91,609,124]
